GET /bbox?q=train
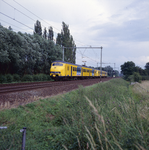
[50,60,107,81]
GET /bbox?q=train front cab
[50,62,65,80]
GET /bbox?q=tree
[121,61,135,76]
[104,66,113,76]
[48,26,54,41]
[56,22,76,63]
[145,62,149,70]
[145,62,149,75]
[34,20,42,36]
[8,26,12,31]
[43,27,47,39]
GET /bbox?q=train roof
[52,60,107,72]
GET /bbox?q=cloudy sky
[0,0,149,71]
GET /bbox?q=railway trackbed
[0,78,111,95]
[0,77,115,109]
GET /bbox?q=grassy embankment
[0,78,149,149]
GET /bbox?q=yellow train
[50,61,107,81]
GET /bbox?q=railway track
[0,78,112,95]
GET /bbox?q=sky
[0,0,149,72]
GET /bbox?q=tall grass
[0,78,148,149]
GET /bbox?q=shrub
[21,75,33,82]
[6,74,13,83]
[133,72,142,82]
[141,76,149,80]
[0,74,7,83]
[33,74,40,81]
[47,75,51,81]
[127,75,134,82]
[39,74,47,81]
[13,74,20,82]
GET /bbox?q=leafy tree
[121,61,135,76]
[145,62,149,75]
[0,24,62,76]
[34,20,42,36]
[133,72,142,82]
[145,62,149,70]
[43,27,47,39]
[48,26,54,41]
[56,22,76,63]
[8,26,13,31]
[134,66,147,76]
[104,66,113,76]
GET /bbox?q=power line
[2,0,36,22]
[13,0,90,47]
[13,0,60,32]
[0,18,27,31]
[2,0,89,47]
[0,12,34,30]
[1,0,99,63]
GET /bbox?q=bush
[133,72,142,82]
[0,74,7,83]
[127,75,134,82]
[47,75,51,81]
[33,74,40,81]
[38,74,47,81]
[141,76,149,80]
[13,74,20,82]
[21,75,33,82]
[6,74,13,83]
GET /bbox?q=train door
[65,64,69,76]
[71,66,72,76]
[81,68,83,76]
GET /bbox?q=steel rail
[0,78,113,95]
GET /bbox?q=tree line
[121,61,149,82]
[0,20,76,78]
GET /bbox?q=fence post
[20,127,27,150]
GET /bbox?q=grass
[0,78,149,149]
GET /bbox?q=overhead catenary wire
[0,12,34,30]
[13,0,60,32]
[2,0,36,22]
[13,0,90,47]
[0,18,27,31]
[1,0,101,65]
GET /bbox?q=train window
[53,63,63,66]
[77,67,81,72]
[73,67,77,71]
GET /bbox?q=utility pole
[100,47,103,81]
[62,46,64,61]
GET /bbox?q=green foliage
[56,22,76,63]
[0,24,62,75]
[5,74,13,83]
[133,72,142,82]
[13,74,20,82]
[125,72,142,82]
[46,75,51,81]
[142,76,149,80]
[34,20,42,36]
[39,74,47,81]
[48,26,54,41]
[21,74,33,82]
[121,61,135,76]
[0,74,6,83]
[1,79,148,149]
[33,74,40,81]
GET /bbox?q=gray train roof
[52,60,107,72]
